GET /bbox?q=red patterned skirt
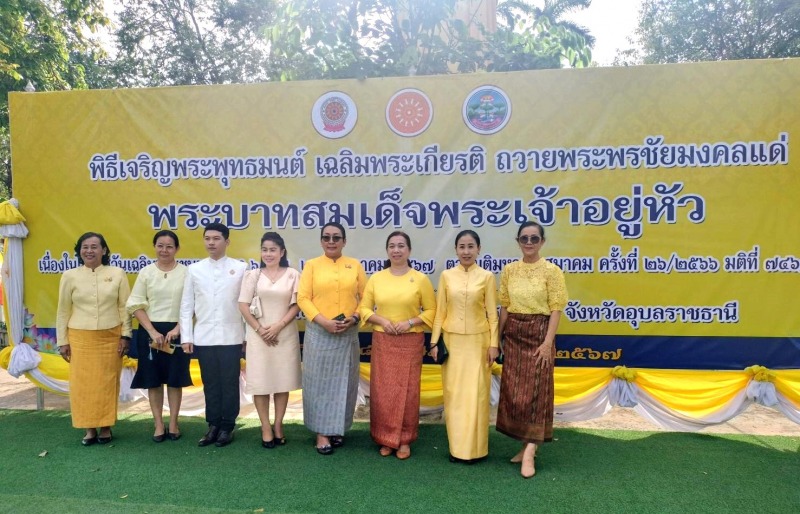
[496,313,554,444]
[369,331,424,448]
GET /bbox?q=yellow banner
[10,60,800,368]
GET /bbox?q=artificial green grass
[0,409,798,513]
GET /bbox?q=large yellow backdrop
[9,59,800,370]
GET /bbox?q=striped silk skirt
[301,322,360,436]
[496,313,554,444]
[369,331,424,449]
[68,326,123,428]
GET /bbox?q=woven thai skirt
[68,326,123,428]
[301,322,359,436]
[496,313,554,444]
[369,331,424,448]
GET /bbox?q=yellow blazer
[430,264,498,347]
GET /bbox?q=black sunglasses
[517,235,541,245]
[321,235,344,243]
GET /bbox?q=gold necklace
[263,267,282,284]
[156,261,178,279]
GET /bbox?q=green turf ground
[0,410,798,513]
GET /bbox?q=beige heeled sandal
[521,444,536,478]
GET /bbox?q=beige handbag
[247,270,263,318]
[249,296,263,318]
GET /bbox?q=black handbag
[433,339,449,364]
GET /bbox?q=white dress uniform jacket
[180,256,247,346]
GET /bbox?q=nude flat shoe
[396,447,411,460]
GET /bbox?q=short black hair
[383,230,412,269]
[204,222,229,239]
[517,221,545,240]
[153,229,180,248]
[74,232,110,265]
[320,222,346,240]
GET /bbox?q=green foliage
[109,0,276,87]
[0,0,107,200]
[487,1,595,71]
[267,0,595,81]
[632,0,800,64]
[1,0,597,198]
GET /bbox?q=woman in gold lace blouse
[496,221,568,478]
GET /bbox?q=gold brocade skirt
[68,326,122,428]
[441,331,492,460]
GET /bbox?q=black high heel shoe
[262,425,276,448]
[272,425,286,445]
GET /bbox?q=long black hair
[454,229,481,247]
[260,232,290,267]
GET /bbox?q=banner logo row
[311,86,511,139]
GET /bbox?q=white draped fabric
[1,200,35,378]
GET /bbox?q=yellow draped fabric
[634,369,750,418]
[0,202,26,224]
[3,347,799,427]
[774,370,800,407]
[554,367,614,404]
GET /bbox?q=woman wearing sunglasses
[126,230,191,443]
[496,221,568,478]
[297,222,367,455]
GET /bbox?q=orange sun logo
[386,89,433,137]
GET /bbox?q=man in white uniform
[180,223,246,447]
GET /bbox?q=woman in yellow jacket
[358,231,436,460]
[57,232,132,446]
[297,222,367,455]
[430,230,499,463]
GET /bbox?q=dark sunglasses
[517,235,541,245]
[321,235,344,243]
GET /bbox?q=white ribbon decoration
[609,377,639,408]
